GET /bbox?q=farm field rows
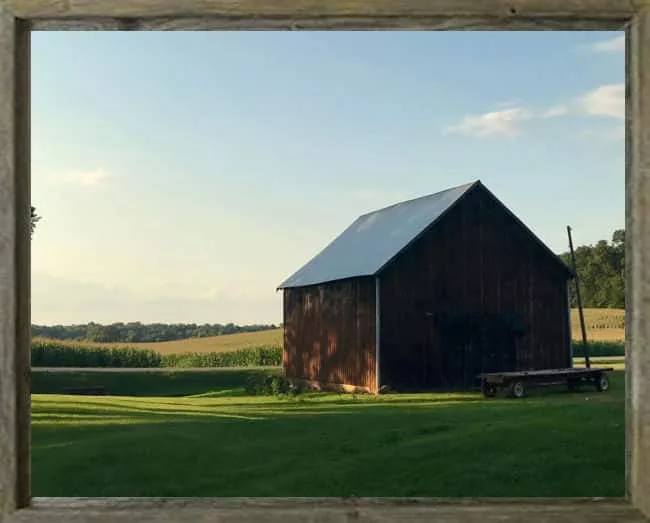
[570,308,624,341]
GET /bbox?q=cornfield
[31,341,282,368]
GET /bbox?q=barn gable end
[279,180,573,393]
[378,183,572,390]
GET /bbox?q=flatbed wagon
[478,367,614,399]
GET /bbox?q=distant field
[33,327,283,354]
[570,308,625,341]
[31,308,624,357]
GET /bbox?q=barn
[277,180,575,393]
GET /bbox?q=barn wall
[283,277,377,391]
[379,185,571,390]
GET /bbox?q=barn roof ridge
[276,180,572,290]
[356,179,480,219]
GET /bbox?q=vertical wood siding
[379,185,571,390]
[283,277,376,391]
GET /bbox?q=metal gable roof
[276,181,478,290]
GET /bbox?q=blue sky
[31,31,624,325]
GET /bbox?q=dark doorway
[436,312,524,389]
[379,307,526,391]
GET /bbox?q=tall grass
[31,341,282,368]
[161,346,282,368]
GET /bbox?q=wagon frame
[478,367,614,399]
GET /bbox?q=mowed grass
[31,367,625,498]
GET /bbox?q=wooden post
[0,6,30,515]
[627,8,650,512]
[567,226,590,369]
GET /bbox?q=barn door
[477,313,522,375]
[437,312,522,389]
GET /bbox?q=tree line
[559,229,625,309]
[31,322,280,343]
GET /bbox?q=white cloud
[52,168,112,187]
[579,84,625,119]
[445,83,624,140]
[587,35,625,53]
[443,102,570,139]
[443,107,532,138]
[540,105,569,118]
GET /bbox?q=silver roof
[277,181,478,289]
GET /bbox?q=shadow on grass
[31,368,281,397]
[33,366,626,400]
[31,380,625,499]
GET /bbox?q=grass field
[32,363,625,498]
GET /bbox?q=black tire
[595,373,610,392]
[482,381,497,398]
[510,380,525,399]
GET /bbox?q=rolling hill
[33,328,283,354]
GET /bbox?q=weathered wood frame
[0,1,648,522]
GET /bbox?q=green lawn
[31,367,625,498]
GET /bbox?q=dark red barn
[277,180,574,393]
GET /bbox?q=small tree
[30,206,41,237]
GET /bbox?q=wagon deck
[478,366,614,398]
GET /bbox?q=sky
[31,30,624,326]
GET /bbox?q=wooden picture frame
[0,1,647,521]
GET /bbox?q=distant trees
[559,229,625,309]
[31,322,279,343]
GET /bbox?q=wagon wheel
[482,380,497,398]
[595,373,610,392]
[510,380,525,399]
